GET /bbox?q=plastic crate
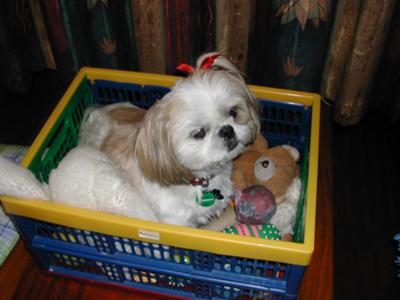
[1,68,320,300]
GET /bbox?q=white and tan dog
[79,53,260,227]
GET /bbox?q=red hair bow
[176,54,220,74]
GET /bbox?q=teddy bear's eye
[254,156,276,181]
[261,160,270,168]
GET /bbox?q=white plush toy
[0,146,158,222]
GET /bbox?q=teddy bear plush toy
[202,134,302,240]
[231,134,302,240]
[0,146,158,222]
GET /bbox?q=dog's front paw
[196,216,211,226]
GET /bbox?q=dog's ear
[135,99,193,186]
[244,85,261,142]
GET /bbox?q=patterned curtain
[0,0,398,125]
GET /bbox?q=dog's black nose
[218,125,235,140]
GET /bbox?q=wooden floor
[0,69,398,299]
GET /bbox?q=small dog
[79,53,260,227]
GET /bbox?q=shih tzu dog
[79,52,260,227]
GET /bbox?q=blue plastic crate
[12,216,304,299]
[3,69,319,300]
[92,79,171,109]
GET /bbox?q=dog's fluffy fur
[79,53,260,227]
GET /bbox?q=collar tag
[196,191,216,207]
[195,189,224,207]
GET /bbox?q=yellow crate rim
[1,67,320,266]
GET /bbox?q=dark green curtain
[0,0,398,125]
[0,0,44,93]
[255,0,332,92]
[40,0,138,84]
[370,0,400,124]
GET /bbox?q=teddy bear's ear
[282,145,300,162]
[251,134,269,151]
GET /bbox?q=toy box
[1,68,320,299]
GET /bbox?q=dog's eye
[229,106,238,118]
[193,128,206,139]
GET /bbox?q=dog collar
[190,177,224,207]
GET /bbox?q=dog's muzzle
[219,125,238,151]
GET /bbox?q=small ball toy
[234,185,277,224]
